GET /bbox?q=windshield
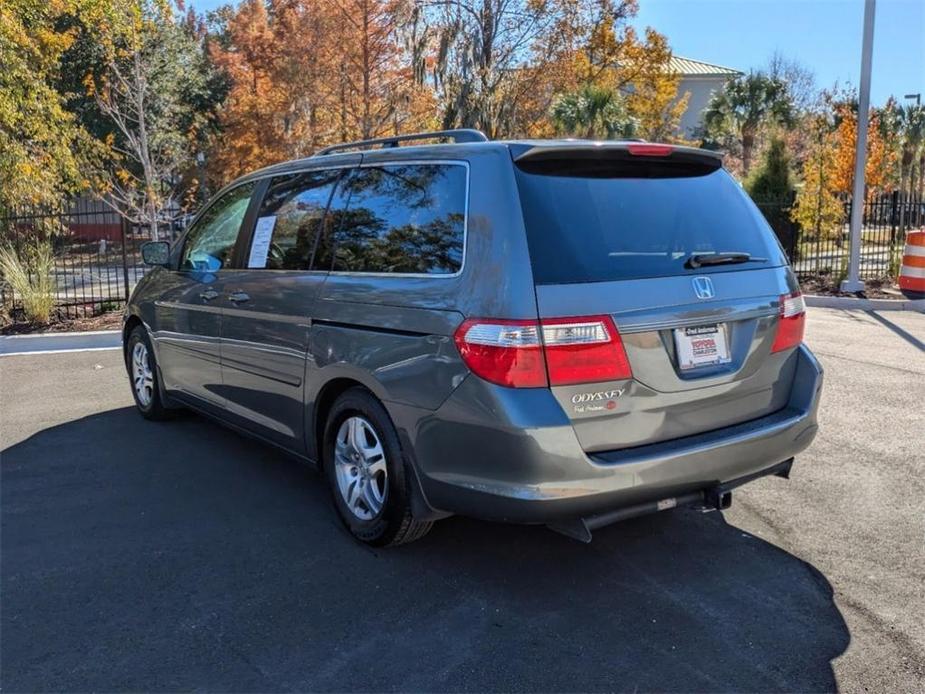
[514,162,786,284]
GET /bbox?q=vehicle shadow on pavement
[2,407,849,693]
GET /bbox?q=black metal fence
[1,191,923,322]
[0,201,183,320]
[755,191,924,281]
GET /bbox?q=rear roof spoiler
[512,142,723,170]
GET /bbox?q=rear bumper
[409,344,823,523]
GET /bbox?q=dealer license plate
[674,324,731,370]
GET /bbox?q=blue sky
[189,0,924,107]
[633,0,924,106]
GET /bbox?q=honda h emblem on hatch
[692,276,715,300]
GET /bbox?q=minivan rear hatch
[512,142,800,453]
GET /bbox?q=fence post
[890,190,898,241]
[120,217,131,302]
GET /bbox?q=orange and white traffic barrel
[899,229,925,298]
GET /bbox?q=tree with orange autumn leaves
[10,0,920,227]
[791,90,899,242]
[208,0,437,182]
[206,0,689,183]
[831,103,895,196]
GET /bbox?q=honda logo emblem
[692,276,715,299]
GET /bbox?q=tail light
[627,143,674,157]
[542,316,632,385]
[771,292,806,353]
[453,315,632,388]
[452,319,546,388]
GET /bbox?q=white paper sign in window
[247,216,277,268]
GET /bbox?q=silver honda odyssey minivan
[124,130,823,545]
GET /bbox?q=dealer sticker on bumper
[674,323,731,370]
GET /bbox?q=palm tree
[897,105,925,232]
[703,71,794,175]
[901,105,925,193]
[550,85,637,140]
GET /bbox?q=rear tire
[323,387,432,546]
[126,326,173,421]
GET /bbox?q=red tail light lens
[541,316,632,385]
[454,315,633,388]
[453,319,547,387]
[771,292,806,353]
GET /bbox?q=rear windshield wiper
[684,252,767,269]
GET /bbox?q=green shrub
[96,300,120,315]
[746,137,799,255]
[0,241,56,324]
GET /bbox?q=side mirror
[141,241,170,267]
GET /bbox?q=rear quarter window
[326,163,467,275]
[514,162,786,284]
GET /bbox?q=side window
[246,169,341,270]
[329,163,467,275]
[181,182,255,271]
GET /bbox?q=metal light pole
[842,0,877,293]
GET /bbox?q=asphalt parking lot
[2,307,923,692]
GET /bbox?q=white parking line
[0,330,122,357]
[0,346,122,358]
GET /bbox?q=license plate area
[674,323,731,370]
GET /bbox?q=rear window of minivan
[514,160,786,284]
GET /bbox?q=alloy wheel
[333,416,388,520]
[131,342,154,408]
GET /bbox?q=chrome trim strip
[615,300,779,334]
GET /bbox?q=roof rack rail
[315,129,488,156]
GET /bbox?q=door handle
[227,291,250,304]
[199,289,219,301]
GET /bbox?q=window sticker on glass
[248,216,277,268]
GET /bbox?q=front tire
[323,388,432,546]
[126,326,172,421]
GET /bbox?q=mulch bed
[799,276,903,300]
[0,310,123,336]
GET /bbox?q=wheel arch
[122,314,144,366]
[308,374,448,523]
[311,377,371,464]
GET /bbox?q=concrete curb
[804,295,925,312]
[0,330,122,356]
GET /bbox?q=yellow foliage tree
[831,105,895,196]
[0,0,110,210]
[532,2,687,141]
[623,28,689,142]
[792,114,845,241]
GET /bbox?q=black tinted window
[514,165,785,284]
[181,182,255,271]
[328,164,466,275]
[248,169,341,269]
